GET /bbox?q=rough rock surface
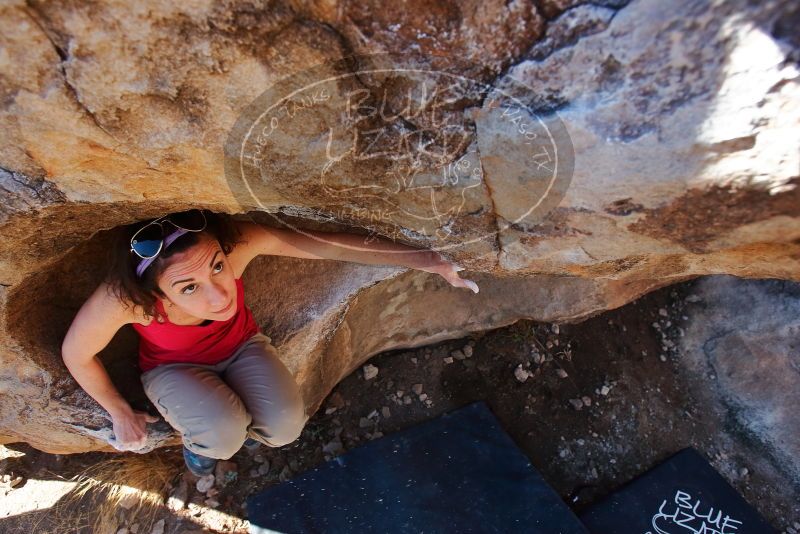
[679,275,800,483]
[0,0,798,452]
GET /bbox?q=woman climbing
[61,209,479,476]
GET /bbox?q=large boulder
[0,0,797,453]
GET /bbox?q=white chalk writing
[645,490,743,534]
[242,88,330,168]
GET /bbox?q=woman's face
[156,234,237,321]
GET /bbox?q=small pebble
[600,385,611,396]
[569,399,584,410]
[514,365,531,383]
[412,383,423,395]
[363,364,379,380]
[150,520,165,534]
[556,369,568,379]
[196,474,215,493]
[581,396,592,407]
[166,480,189,512]
[443,357,454,364]
[463,345,473,358]
[326,391,346,410]
[381,406,391,418]
[659,355,667,362]
[322,440,342,455]
[552,324,559,334]
[451,350,466,360]
[411,357,418,364]
[419,393,428,401]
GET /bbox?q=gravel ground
[1,277,798,533]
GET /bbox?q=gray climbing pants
[141,332,307,459]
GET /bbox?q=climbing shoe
[182,445,217,477]
[243,436,261,452]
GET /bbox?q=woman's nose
[209,284,229,306]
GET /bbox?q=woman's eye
[180,262,222,294]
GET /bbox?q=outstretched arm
[234,221,480,293]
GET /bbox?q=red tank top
[132,277,261,372]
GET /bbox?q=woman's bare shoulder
[63,281,150,359]
[92,280,153,327]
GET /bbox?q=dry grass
[38,450,181,534]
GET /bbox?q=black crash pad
[247,400,588,534]
[579,447,776,534]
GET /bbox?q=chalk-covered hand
[109,409,158,452]
[413,251,479,294]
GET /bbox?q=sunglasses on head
[129,209,208,259]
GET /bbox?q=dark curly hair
[105,209,245,323]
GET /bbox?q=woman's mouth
[214,300,233,314]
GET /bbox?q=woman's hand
[109,409,159,452]
[414,251,480,294]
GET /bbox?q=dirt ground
[1,277,798,533]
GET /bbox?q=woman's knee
[186,406,251,459]
[256,395,306,447]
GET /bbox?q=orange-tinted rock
[0,0,798,453]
